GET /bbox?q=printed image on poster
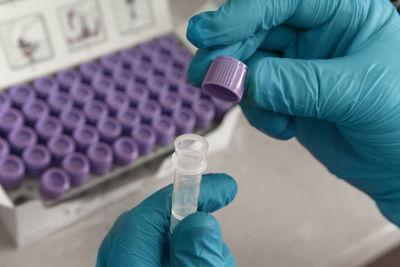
[113,0,153,34]
[0,15,53,69]
[59,0,106,50]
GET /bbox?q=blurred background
[0,0,399,266]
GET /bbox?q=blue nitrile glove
[96,173,237,267]
[186,0,400,225]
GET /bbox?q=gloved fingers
[222,243,235,267]
[96,174,237,266]
[186,0,342,49]
[188,31,268,88]
[170,213,234,266]
[244,51,358,121]
[240,101,296,140]
[259,25,298,55]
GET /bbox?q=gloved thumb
[170,212,235,267]
[244,51,362,122]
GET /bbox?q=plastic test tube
[48,134,75,165]
[40,168,71,200]
[138,99,161,124]
[9,84,36,108]
[22,99,50,126]
[87,142,113,175]
[48,91,73,117]
[97,117,122,144]
[120,47,141,69]
[159,91,182,116]
[60,108,86,134]
[33,76,59,99]
[35,116,63,144]
[117,108,141,135]
[8,126,37,155]
[79,62,103,84]
[147,76,169,100]
[152,116,176,145]
[179,83,201,108]
[70,83,94,109]
[57,69,81,91]
[100,54,123,76]
[192,99,216,129]
[113,68,134,91]
[173,108,196,135]
[0,93,11,115]
[73,125,99,152]
[170,134,209,233]
[22,144,51,177]
[0,155,25,190]
[131,124,156,155]
[112,137,139,166]
[92,75,116,100]
[126,83,149,108]
[62,153,89,186]
[105,91,130,116]
[0,108,24,137]
[0,137,9,158]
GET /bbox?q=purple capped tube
[40,168,71,200]
[35,116,63,144]
[0,155,24,190]
[166,68,187,92]
[172,47,193,70]
[48,91,73,117]
[0,137,9,159]
[33,76,59,99]
[105,91,130,117]
[0,93,11,115]
[139,41,159,62]
[62,153,89,186]
[87,142,113,175]
[131,124,156,155]
[138,99,161,124]
[97,117,122,144]
[173,108,196,135]
[79,62,103,84]
[92,75,116,100]
[158,35,178,55]
[117,108,141,135]
[84,100,109,125]
[120,47,141,69]
[152,53,172,77]
[48,134,75,165]
[57,69,81,91]
[70,83,94,109]
[133,61,153,84]
[126,83,149,108]
[60,108,86,134]
[0,108,24,137]
[147,76,169,100]
[202,56,248,103]
[179,83,201,108]
[73,125,99,152]
[8,126,37,155]
[22,144,51,177]
[113,68,134,91]
[113,137,139,166]
[152,116,176,145]
[100,54,123,76]
[159,92,182,116]
[192,99,216,128]
[22,99,50,126]
[9,84,36,108]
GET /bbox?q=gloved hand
[96,173,237,267]
[187,0,400,225]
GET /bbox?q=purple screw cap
[133,61,153,84]
[159,92,182,116]
[131,125,156,155]
[0,155,24,190]
[202,56,248,103]
[57,69,81,91]
[48,91,73,116]
[106,91,130,116]
[126,83,149,108]
[79,62,103,84]
[83,100,109,125]
[147,76,169,100]
[70,83,94,109]
[179,83,201,107]
[33,76,59,99]
[8,126,37,155]
[35,116,63,144]
[40,168,71,200]
[22,99,50,126]
[87,142,113,175]
[173,108,196,135]
[62,153,89,186]
[113,68,134,91]
[22,144,51,177]
[120,47,141,69]
[100,54,123,76]
[92,75,116,100]
[48,135,75,165]
[139,41,159,62]
[0,108,24,137]
[117,108,141,135]
[211,97,234,119]
[138,99,161,124]
[112,137,139,166]
[152,53,172,77]
[166,68,187,91]
[60,108,86,134]
[152,116,176,145]
[192,99,216,128]
[0,93,11,115]
[73,125,99,152]
[0,137,9,159]
[9,84,36,108]
[97,117,122,144]
[158,35,178,55]
[172,47,193,69]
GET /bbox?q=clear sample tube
[170,134,209,233]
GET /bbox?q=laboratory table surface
[0,1,398,266]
